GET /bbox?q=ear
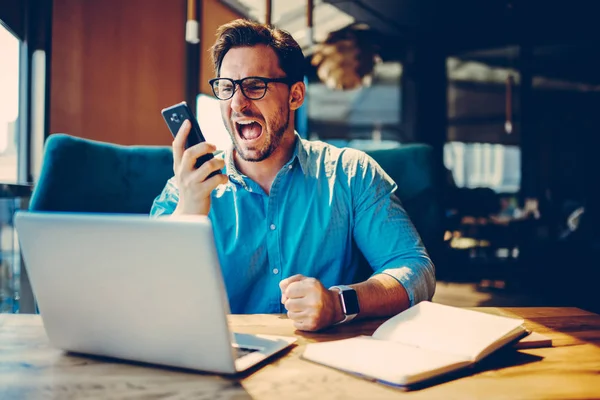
[289,81,305,111]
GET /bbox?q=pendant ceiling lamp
[310,23,380,91]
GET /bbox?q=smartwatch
[329,285,360,325]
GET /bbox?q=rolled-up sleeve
[150,177,179,217]
[351,153,436,306]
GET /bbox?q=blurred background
[1,0,599,313]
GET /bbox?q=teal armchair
[30,134,174,213]
[366,145,442,257]
[30,134,442,263]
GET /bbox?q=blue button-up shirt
[150,134,435,314]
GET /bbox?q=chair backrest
[31,135,442,258]
[365,144,442,253]
[30,134,174,214]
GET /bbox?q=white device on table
[15,211,296,374]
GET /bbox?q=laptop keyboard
[233,345,260,359]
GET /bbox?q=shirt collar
[224,131,308,188]
[293,131,309,174]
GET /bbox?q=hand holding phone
[162,101,227,215]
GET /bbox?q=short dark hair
[210,19,305,84]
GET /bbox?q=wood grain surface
[1,307,599,399]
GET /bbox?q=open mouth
[235,120,264,142]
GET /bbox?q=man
[151,19,435,331]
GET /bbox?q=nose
[230,84,250,113]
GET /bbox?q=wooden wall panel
[50,0,186,145]
[50,0,243,145]
[199,0,244,95]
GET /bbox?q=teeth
[237,120,256,125]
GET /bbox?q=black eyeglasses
[209,76,292,100]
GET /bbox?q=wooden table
[1,307,599,399]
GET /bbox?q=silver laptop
[14,211,296,374]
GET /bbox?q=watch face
[341,289,360,315]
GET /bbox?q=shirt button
[288,164,293,170]
[272,268,279,275]
[270,223,276,230]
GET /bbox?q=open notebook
[302,301,531,388]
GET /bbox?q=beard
[224,105,289,162]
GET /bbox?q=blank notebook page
[303,336,469,385]
[372,302,525,360]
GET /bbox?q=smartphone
[161,101,218,176]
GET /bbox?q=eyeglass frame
[208,76,294,101]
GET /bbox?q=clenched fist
[279,274,344,331]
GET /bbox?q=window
[1,2,50,314]
[308,61,403,146]
[0,23,22,313]
[446,48,522,194]
[0,24,20,183]
[444,142,521,193]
